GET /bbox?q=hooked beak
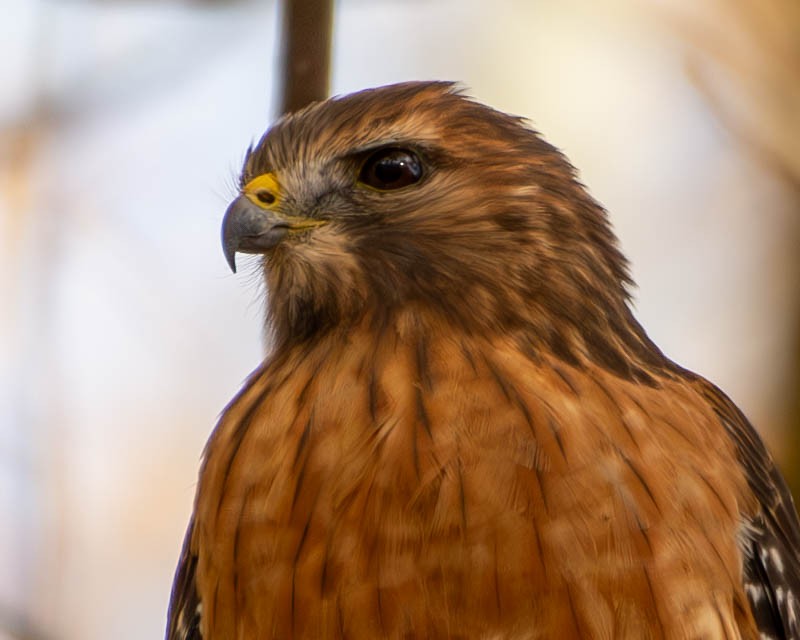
[221,195,291,273]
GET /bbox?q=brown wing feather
[694,376,800,638]
[166,521,202,640]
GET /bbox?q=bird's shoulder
[690,375,800,639]
[166,520,201,640]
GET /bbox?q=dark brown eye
[359,148,423,190]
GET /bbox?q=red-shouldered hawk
[167,82,800,639]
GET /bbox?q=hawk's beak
[222,172,328,273]
[221,195,290,273]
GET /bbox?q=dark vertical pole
[278,0,334,115]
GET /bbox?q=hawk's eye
[358,148,423,190]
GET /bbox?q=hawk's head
[223,82,667,380]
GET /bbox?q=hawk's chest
[194,333,755,639]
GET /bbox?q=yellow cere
[242,172,328,232]
[243,173,282,209]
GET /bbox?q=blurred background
[1,0,798,638]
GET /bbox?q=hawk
[167,82,800,639]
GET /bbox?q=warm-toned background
[1,1,798,638]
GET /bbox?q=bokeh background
[1,0,798,638]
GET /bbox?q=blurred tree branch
[678,0,800,191]
[278,0,334,114]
